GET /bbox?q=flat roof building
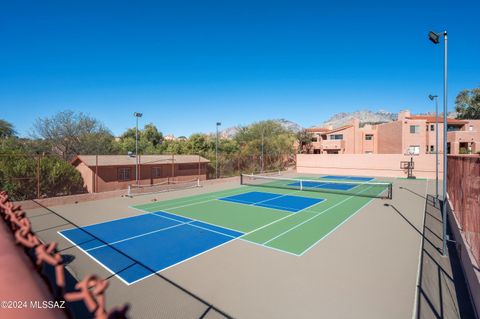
[304,110,480,155]
[72,155,209,193]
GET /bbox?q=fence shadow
[415,195,475,319]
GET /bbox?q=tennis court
[59,174,393,285]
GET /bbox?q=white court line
[132,186,250,214]
[217,198,305,214]
[298,189,378,256]
[60,187,247,232]
[58,212,243,286]
[57,230,132,286]
[59,181,381,285]
[86,221,193,252]
[132,206,244,234]
[262,185,376,246]
[188,222,240,239]
[126,236,238,285]
[411,180,429,319]
[152,212,192,223]
[247,192,296,205]
[218,188,327,214]
[238,238,301,257]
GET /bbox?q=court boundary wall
[296,154,442,179]
[14,176,240,209]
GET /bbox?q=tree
[234,120,294,172]
[455,87,480,119]
[116,123,164,154]
[0,119,16,138]
[0,141,84,200]
[32,110,114,160]
[143,123,163,146]
[296,129,314,154]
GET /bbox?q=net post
[127,185,131,197]
[240,173,243,185]
[300,180,303,191]
[389,183,393,199]
[197,178,200,187]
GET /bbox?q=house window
[447,125,460,131]
[118,168,131,181]
[179,163,197,170]
[407,145,420,155]
[152,167,162,178]
[430,145,435,152]
[365,134,373,140]
[430,124,435,131]
[329,134,343,140]
[311,137,318,142]
[410,125,420,134]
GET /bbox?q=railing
[447,130,480,143]
[321,139,345,150]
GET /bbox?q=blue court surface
[321,175,374,182]
[287,181,359,191]
[59,212,243,285]
[218,191,324,212]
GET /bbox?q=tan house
[72,155,209,193]
[306,118,378,154]
[305,110,480,155]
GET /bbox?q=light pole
[134,112,143,186]
[216,122,221,179]
[261,128,265,173]
[429,94,439,200]
[428,30,448,256]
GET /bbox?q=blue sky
[1,0,479,137]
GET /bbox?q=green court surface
[132,178,388,255]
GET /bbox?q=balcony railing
[447,130,479,143]
[321,140,345,150]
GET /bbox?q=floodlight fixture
[428,31,440,44]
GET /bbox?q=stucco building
[305,110,480,155]
[72,155,209,193]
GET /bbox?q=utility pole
[216,122,221,178]
[134,112,143,186]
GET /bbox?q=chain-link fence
[214,153,295,178]
[0,151,296,201]
[0,153,86,201]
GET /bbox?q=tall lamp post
[216,122,221,179]
[428,94,439,200]
[261,128,265,173]
[428,30,448,256]
[134,112,143,186]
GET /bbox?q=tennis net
[127,178,201,197]
[240,174,393,199]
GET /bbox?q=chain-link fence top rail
[447,155,480,265]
